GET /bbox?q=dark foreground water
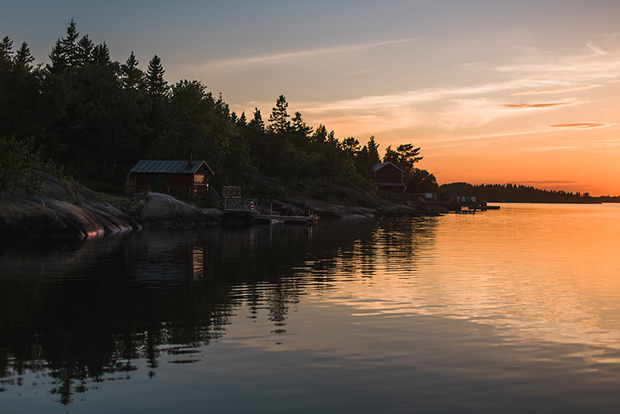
[2,203,620,413]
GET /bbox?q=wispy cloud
[236,39,620,143]
[512,84,603,95]
[548,122,614,129]
[196,38,417,71]
[496,43,620,83]
[520,145,576,152]
[504,102,574,109]
[592,139,620,148]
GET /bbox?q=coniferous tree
[91,42,111,65]
[237,111,247,127]
[120,52,144,90]
[48,20,81,72]
[341,137,360,157]
[146,54,168,96]
[268,94,291,134]
[355,136,381,179]
[249,108,265,131]
[61,19,79,66]
[367,136,380,163]
[311,124,328,144]
[76,35,93,66]
[291,111,312,147]
[0,37,13,70]
[48,39,67,73]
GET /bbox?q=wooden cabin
[126,159,214,198]
[372,162,407,193]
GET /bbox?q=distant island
[440,182,620,204]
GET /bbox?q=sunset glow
[4,0,620,194]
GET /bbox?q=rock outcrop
[0,174,139,240]
[131,192,206,228]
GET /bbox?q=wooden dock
[222,210,318,224]
[455,202,501,213]
[253,214,318,224]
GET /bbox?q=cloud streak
[548,122,614,129]
[196,38,417,71]
[512,84,603,95]
[236,39,620,149]
[504,102,574,109]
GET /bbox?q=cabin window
[194,174,205,184]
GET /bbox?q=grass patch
[96,191,131,209]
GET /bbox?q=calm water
[2,203,620,413]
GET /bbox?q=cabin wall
[375,165,403,183]
[380,184,407,193]
[134,174,193,187]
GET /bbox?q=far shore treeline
[439,182,620,204]
[0,20,438,197]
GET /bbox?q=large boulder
[0,174,139,240]
[132,192,205,228]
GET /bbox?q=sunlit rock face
[132,192,205,229]
[0,174,138,240]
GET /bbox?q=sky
[3,0,620,195]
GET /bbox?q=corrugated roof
[129,160,213,175]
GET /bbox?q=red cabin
[373,162,407,193]
[126,159,214,198]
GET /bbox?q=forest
[439,182,620,203]
[0,20,438,197]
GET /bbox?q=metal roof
[129,160,214,175]
[372,162,404,172]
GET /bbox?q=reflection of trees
[0,217,438,405]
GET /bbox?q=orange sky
[4,1,620,195]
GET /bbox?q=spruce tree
[146,54,168,96]
[268,94,291,133]
[76,35,93,66]
[120,51,143,90]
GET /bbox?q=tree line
[438,182,614,203]
[0,20,438,195]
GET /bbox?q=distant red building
[126,159,214,198]
[372,162,407,193]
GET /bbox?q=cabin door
[153,174,163,192]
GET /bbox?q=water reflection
[3,206,620,411]
[1,218,413,405]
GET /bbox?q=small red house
[373,162,407,193]
[126,159,214,198]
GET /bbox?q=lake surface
[2,203,620,413]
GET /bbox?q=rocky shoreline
[0,174,139,240]
[0,175,450,240]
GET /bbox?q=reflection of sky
[4,207,620,411]
[299,204,620,363]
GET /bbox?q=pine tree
[91,42,111,65]
[48,19,80,72]
[146,54,168,96]
[248,108,265,132]
[120,51,143,90]
[61,19,79,67]
[76,35,93,66]
[341,137,360,157]
[291,111,312,146]
[268,94,291,133]
[0,36,13,70]
[13,42,34,73]
[367,136,381,165]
